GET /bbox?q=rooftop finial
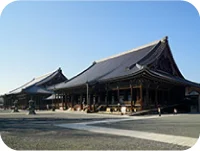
[162,36,168,42]
[58,67,62,72]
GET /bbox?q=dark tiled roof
[54,38,163,89]
[54,36,200,90]
[8,68,66,95]
[147,70,200,88]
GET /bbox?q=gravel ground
[0,112,193,150]
[2,130,187,150]
[92,114,200,138]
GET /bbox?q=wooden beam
[111,86,141,91]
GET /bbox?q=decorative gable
[148,40,183,78]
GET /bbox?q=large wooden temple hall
[51,36,200,113]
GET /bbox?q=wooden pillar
[53,94,55,109]
[66,94,69,108]
[64,92,67,109]
[155,89,158,107]
[38,95,40,110]
[168,89,170,104]
[162,90,165,104]
[86,83,90,108]
[52,94,54,107]
[62,92,64,110]
[97,94,100,104]
[80,94,83,110]
[89,95,91,110]
[117,86,120,103]
[86,83,89,104]
[71,94,74,109]
[198,95,200,112]
[93,94,95,112]
[55,93,57,109]
[130,84,133,112]
[59,93,61,108]
[55,93,58,108]
[57,93,59,109]
[140,85,143,110]
[146,87,149,109]
[105,85,108,106]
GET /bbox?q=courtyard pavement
[0,110,199,150]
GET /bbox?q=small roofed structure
[185,86,200,112]
[4,68,67,110]
[51,36,200,113]
[44,94,64,110]
[0,96,4,109]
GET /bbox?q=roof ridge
[66,63,96,83]
[9,78,35,93]
[95,39,161,63]
[34,68,63,87]
[8,68,60,94]
[34,68,60,80]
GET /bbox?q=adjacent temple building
[3,68,67,109]
[51,37,200,112]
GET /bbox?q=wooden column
[62,92,64,110]
[168,89,170,104]
[55,93,57,109]
[140,85,143,110]
[80,94,83,110]
[93,94,95,112]
[105,85,108,106]
[162,90,165,104]
[155,89,158,106]
[57,93,59,109]
[89,95,91,110]
[53,94,56,108]
[66,94,69,108]
[64,92,67,109]
[198,95,200,112]
[38,95,40,110]
[146,87,149,109]
[117,86,120,103]
[71,94,74,109]
[57,94,59,109]
[86,83,90,108]
[52,94,54,107]
[130,84,133,112]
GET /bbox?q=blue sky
[0,1,199,94]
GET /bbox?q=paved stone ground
[0,111,197,150]
[92,114,200,138]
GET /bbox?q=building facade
[51,37,200,113]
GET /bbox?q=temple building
[3,68,67,109]
[51,37,200,113]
